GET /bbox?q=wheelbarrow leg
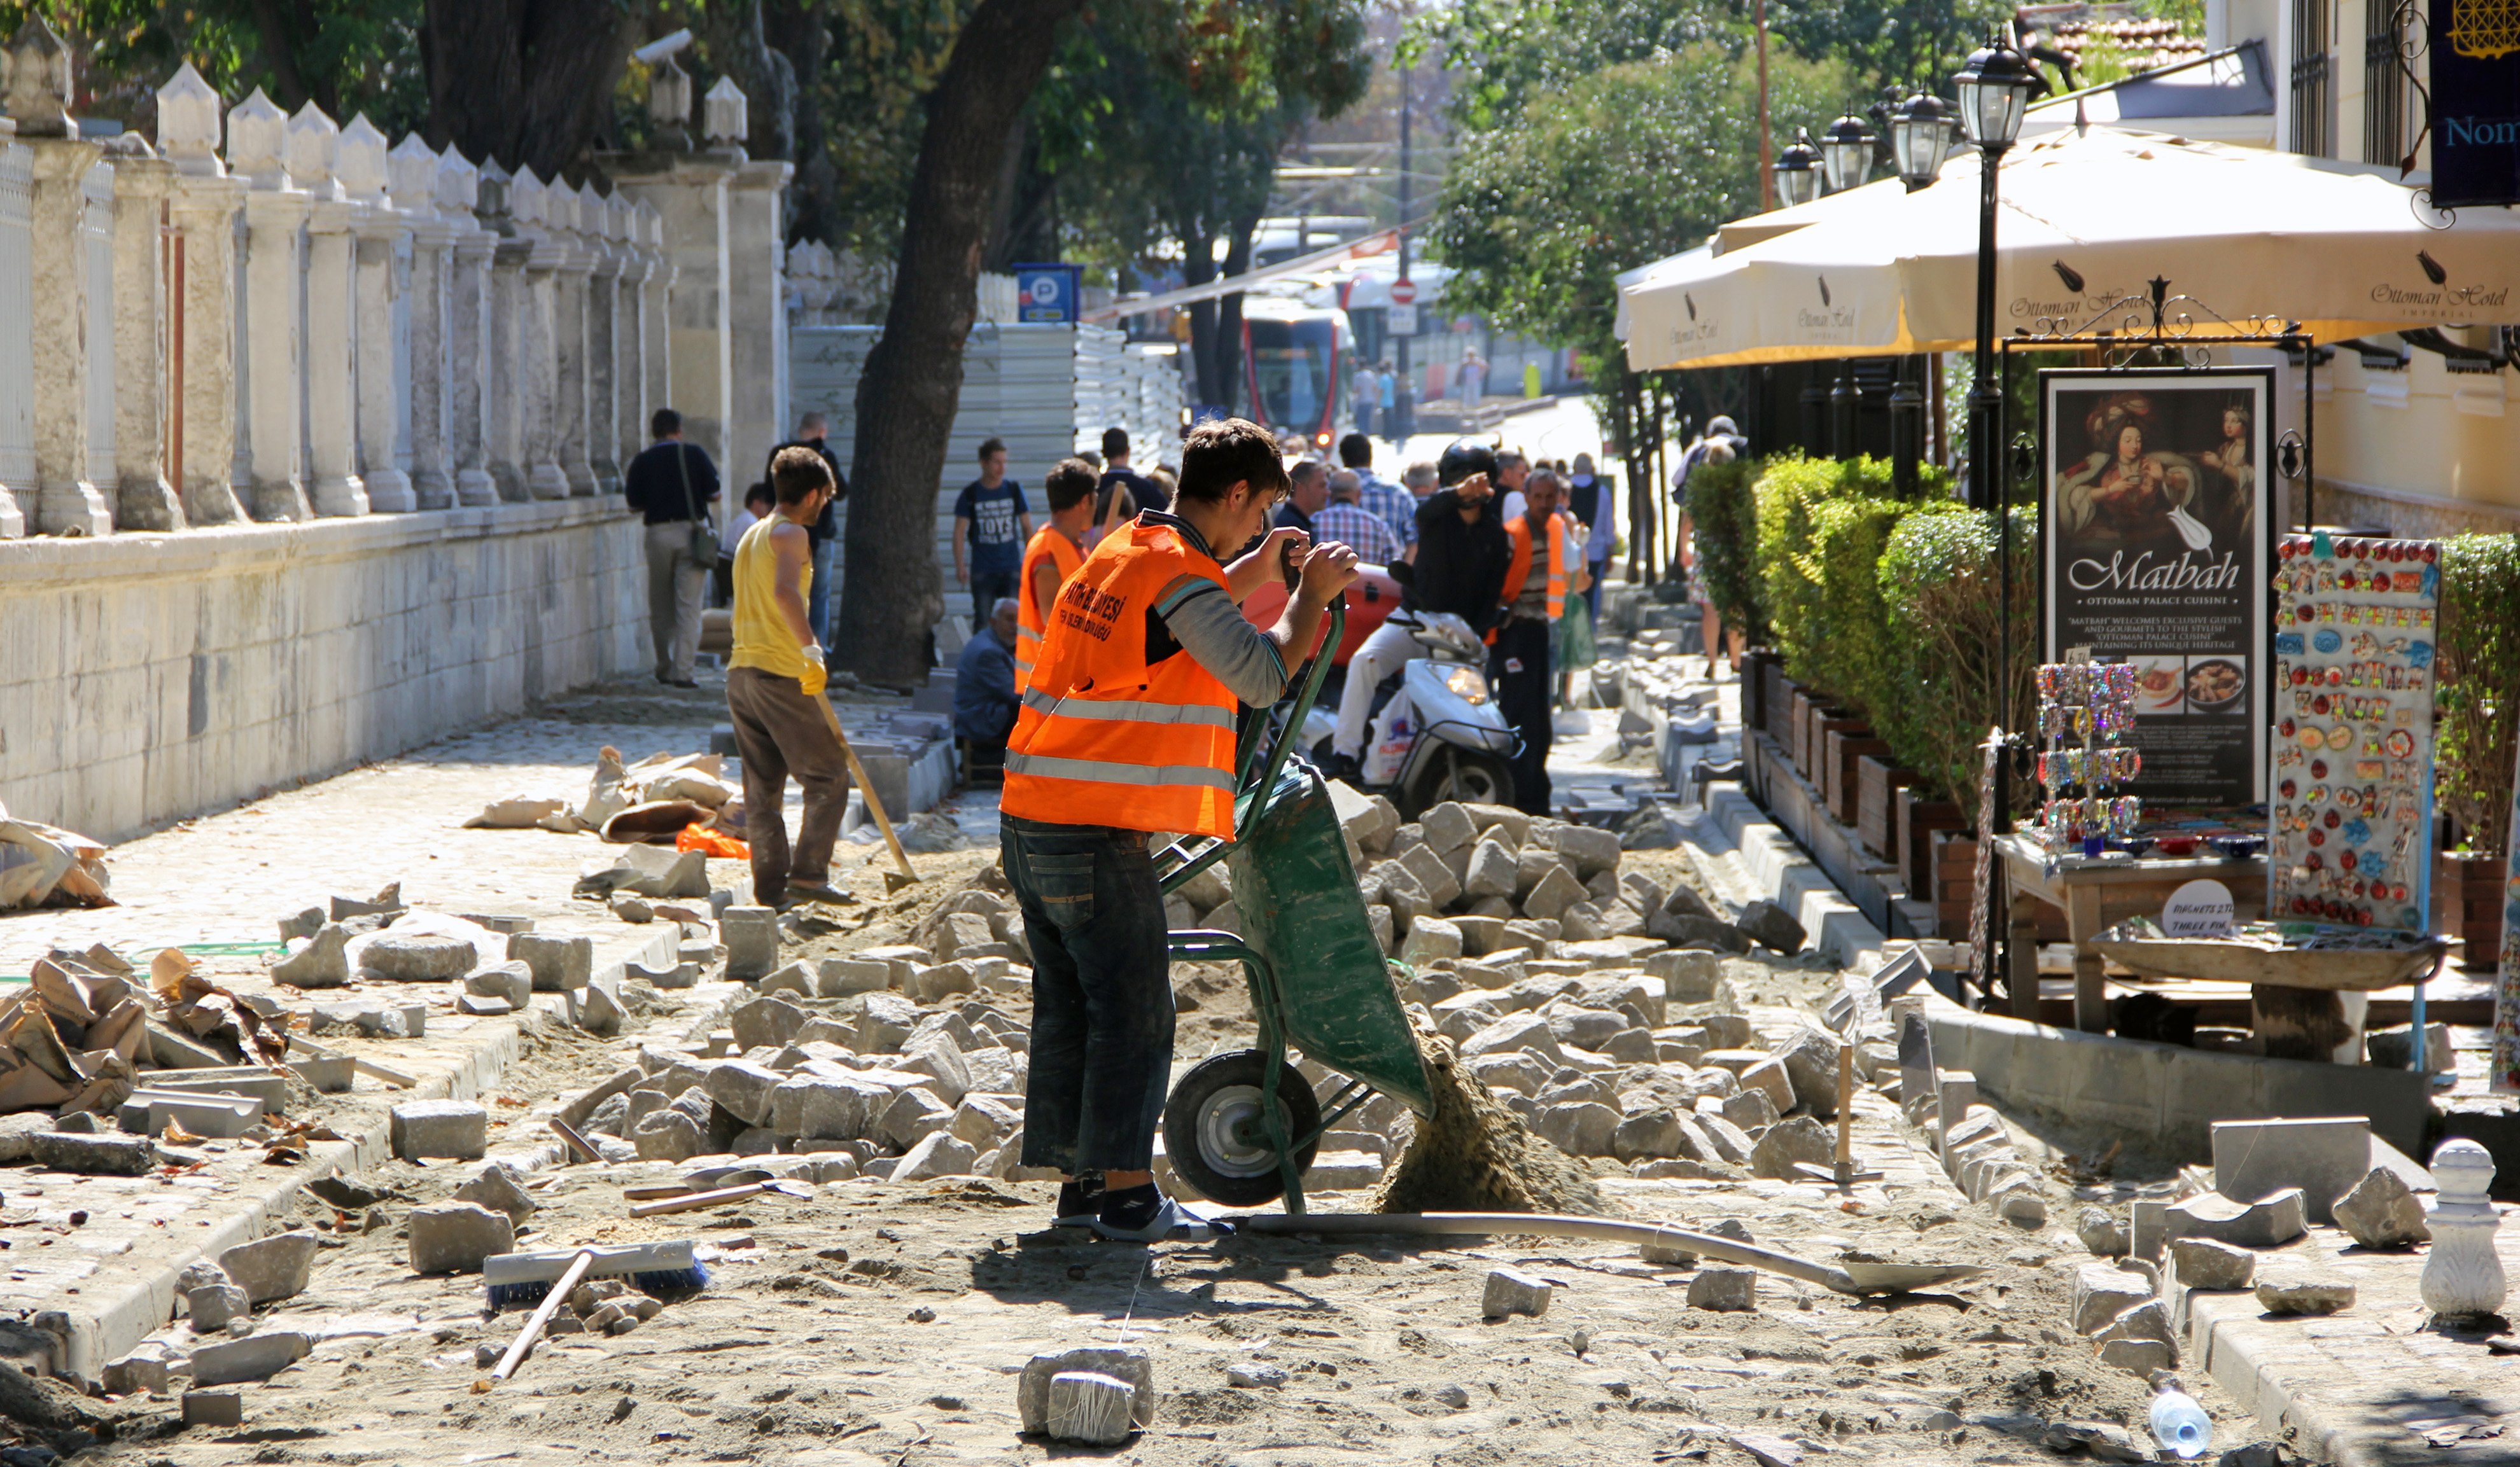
[1247,956,1308,1218]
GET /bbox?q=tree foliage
[1032,0,1371,412]
[1431,45,1847,368]
[9,0,429,136]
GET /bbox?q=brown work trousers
[724,665,851,901]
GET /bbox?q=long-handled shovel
[809,695,920,889]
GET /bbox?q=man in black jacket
[1324,440,1511,778]
[623,408,722,686]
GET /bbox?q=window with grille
[2292,0,2332,155]
[2364,0,2405,163]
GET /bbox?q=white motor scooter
[1302,610,1520,817]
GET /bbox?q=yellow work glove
[799,661,827,697]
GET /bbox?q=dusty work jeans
[725,666,851,902]
[1491,615,1554,816]
[644,520,710,681]
[1004,816,1173,1175]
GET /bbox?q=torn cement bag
[641,769,739,808]
[464,795,570,830]
[601,800,715,844]
[577,746,631,830]
[0,809,113,910]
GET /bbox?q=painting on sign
[2043,369,2272,809]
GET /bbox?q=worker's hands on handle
[1296,541,1361,606]
[1259,525,1310,590]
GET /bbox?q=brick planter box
[1785,684,1816,774]
[1741,649,1779,734]
[1858,756,1918,864]
[1935,831,2069,943]
[2440,852,2507,968]
[1764,664,1792,744]
[1828,732,1891,827]
[1896,786,1964,901]
[1810,706,1864,800]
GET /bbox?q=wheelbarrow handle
[1242,599,1345,827]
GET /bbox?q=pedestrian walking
[771,412,849,651]
[1687,440,1740,676]
[1314,469,1403,567]
[1002,416,1358,1241]
[1352,359,1380,436]
[1379,361,1399,442]
[954,437,1034,629]
[1340,433,1416,553]
[1565,451,1615,618]
[623,407,721,687]
[724,447,848,908]
[1097,427,1162,517]
[1494,468,1589,815]
[715,482,774,606]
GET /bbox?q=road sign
[1013,263,1081,324]
[1389,278,1418,305]
[1387,303,1418,337]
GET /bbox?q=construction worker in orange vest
[1000,417,1361,1242]
[1015,458,1098,688]
[1494,467,1590,815]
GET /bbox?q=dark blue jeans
[1004,816,1174,1174]
[971,567,1020,629]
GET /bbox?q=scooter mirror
[1385,559,1416,589]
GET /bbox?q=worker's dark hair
[1438,439,1496,488]
[977,436,1006,461]
[1175,417,1289,506]
[1289,458,1327,488]
[1101,426,1129,459]
[1338,432,1373,468]
[650,407,682,439]
[1046,457,1097,513]
[745,482,775,510]
[771,445,835,506]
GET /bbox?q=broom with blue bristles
[480,1242,711,1384]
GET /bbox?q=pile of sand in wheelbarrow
[1372,1036,1613,1216]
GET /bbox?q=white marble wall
[0,45,725,540]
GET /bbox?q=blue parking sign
[1014,264,1081,324]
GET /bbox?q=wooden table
[1995,832,2269,1032]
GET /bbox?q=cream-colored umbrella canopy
[1619,128,2520,372]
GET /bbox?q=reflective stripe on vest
[1014,525,1086,687]
[1503,512,1569,622]
[1002,519,1242,840]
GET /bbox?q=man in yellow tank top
[725,447,847,908]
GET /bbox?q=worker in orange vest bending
[1493,467,1590,815]
[1014,457,1096,688]
[1001,417,1361,1242]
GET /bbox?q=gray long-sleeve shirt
[1140,512,1289,707]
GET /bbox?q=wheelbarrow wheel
[1163,1050,1322,1207]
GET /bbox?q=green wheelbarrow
[1151,602,1432,1217]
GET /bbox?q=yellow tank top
[729,515,815,681]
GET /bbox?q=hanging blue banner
[2429,0,2520,207]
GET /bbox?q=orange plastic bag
[675,825,750,860]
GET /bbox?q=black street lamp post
[1952,34,2043,512]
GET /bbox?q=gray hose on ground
[1235,1213,1983,1297]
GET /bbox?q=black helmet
[1436,439,1496,488]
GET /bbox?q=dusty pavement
[3,672,2269,1467]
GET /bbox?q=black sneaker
[1053,1173,1103,1227]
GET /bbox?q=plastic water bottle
[2148,1385,2213,1459]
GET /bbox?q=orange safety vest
[1014,525,1086,688]
[1501,511,1569,622]
[1002,518,1243,840]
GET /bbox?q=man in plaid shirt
[1340,433,1416,554]
[1315,469,1404,567]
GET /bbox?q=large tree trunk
[421,0,645,181]
[838,0,1085,687]
[766,0,835,243]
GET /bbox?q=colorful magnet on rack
[2276,633,2304,655]
[2313,531,2335,560]
[2300,726,2327,748]
[2406,640,2432,668]
[2385,728,2415,759]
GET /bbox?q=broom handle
[1835,1043,1854,1169]
[491,1248,595,1382]
[811,695,916,882]
[628,1181,771,1218]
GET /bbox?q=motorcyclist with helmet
[1324,440,1515,782]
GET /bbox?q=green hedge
[1875,508,2039,825]
[2437,532,2520,855]
[1688,457,1764,645]
[1754,454,1952,707]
